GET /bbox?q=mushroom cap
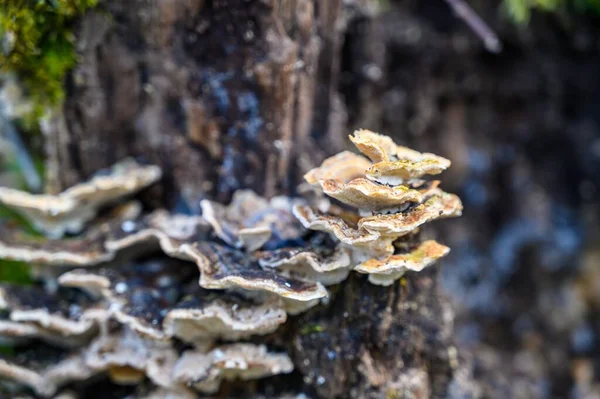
[354,240,450,286]
[172,344,293,394]
[365,159,450,185]
[348,129,398,163]
[201,190,304,252]
[0,201,145,267]
[358,191,463,236]
[163,294,287,343]
[59,259,287,343]
[293,204,379,245]
[0,343,94,397]
[255,233,353,285]
[321,178,440,211]
[304,151,371,187]
[85,328,178,389]
[0,159,161,238]
[105,210,211,264]
[349,129,451,184]
[195,242,328,305]
[0,284,103,339]
[303,149,445,210]
[0,224,113,266]
[0,209,211,268]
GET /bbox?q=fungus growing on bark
[172,344,294,393]
[254,233,353,285]
[195,242,328,308]
[0,210,209,267]
[354,240,451,286]
[0,159,161,238]
[201,190,304,251]
[0,284,104,344]
[349,129,451,185]
[304,150,441,210]
[0,344,94,397]
[84,327,178,388]
[296,130,462,285]
[0,130,461,395]
[59,259,288,343]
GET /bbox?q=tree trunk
[45,0,459,397]
[46,0,352,206]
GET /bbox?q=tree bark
[47,0,459,397]
[47,0,351,205]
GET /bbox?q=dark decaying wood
[46,0,352,206]
[47,1,460,397]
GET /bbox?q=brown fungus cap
[358,191,463,236]
[0,284,103,339]
[58,259,287,343]
[0,210,209,268]
[304,151,371,187]
[348,129,399,163]
[0,318,95,348]
[294,192,460,262]
[254,233,353,285]
[0,343,95,397]
[292,204,396,259]
[195,242,328,307]
[104,210,211,261]
[293,204,380,246]
[201,190,304,252]
[85,327,178,389]
[298,130,462,285]
[0,224,114,267]
[350,129,451,185]
[354,240,450,286]
[304,150,441,210]
[163,295,287,343]
[172,343,294,394]
[322,177,440,211]
[0,159,162,238]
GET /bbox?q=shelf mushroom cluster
[294,129,463,285]
[0,131,462,397]
[0,162,301,398]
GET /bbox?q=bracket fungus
[201,190,304,252]
[349,129,451,185]
[0,344,94,397]
[0,131,461,395]
[295,130,462,285]
[0,159,161,238]
[0,284,103,342]
[172,344,294,394]
[58,259,288,343]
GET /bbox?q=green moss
[300,324,325,335]
[0,199,36,285]
[0,0,98,125]
[0,260,32,285]
[504,0,600,23]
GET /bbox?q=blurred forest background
[2,0,600,397]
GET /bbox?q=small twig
[445,0,502,53]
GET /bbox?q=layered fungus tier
[295,129,463,285]
[0,131,461,397]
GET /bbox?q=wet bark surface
[49,0,600,397]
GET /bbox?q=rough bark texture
[48,0,600,397]
[47,0,351,206]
